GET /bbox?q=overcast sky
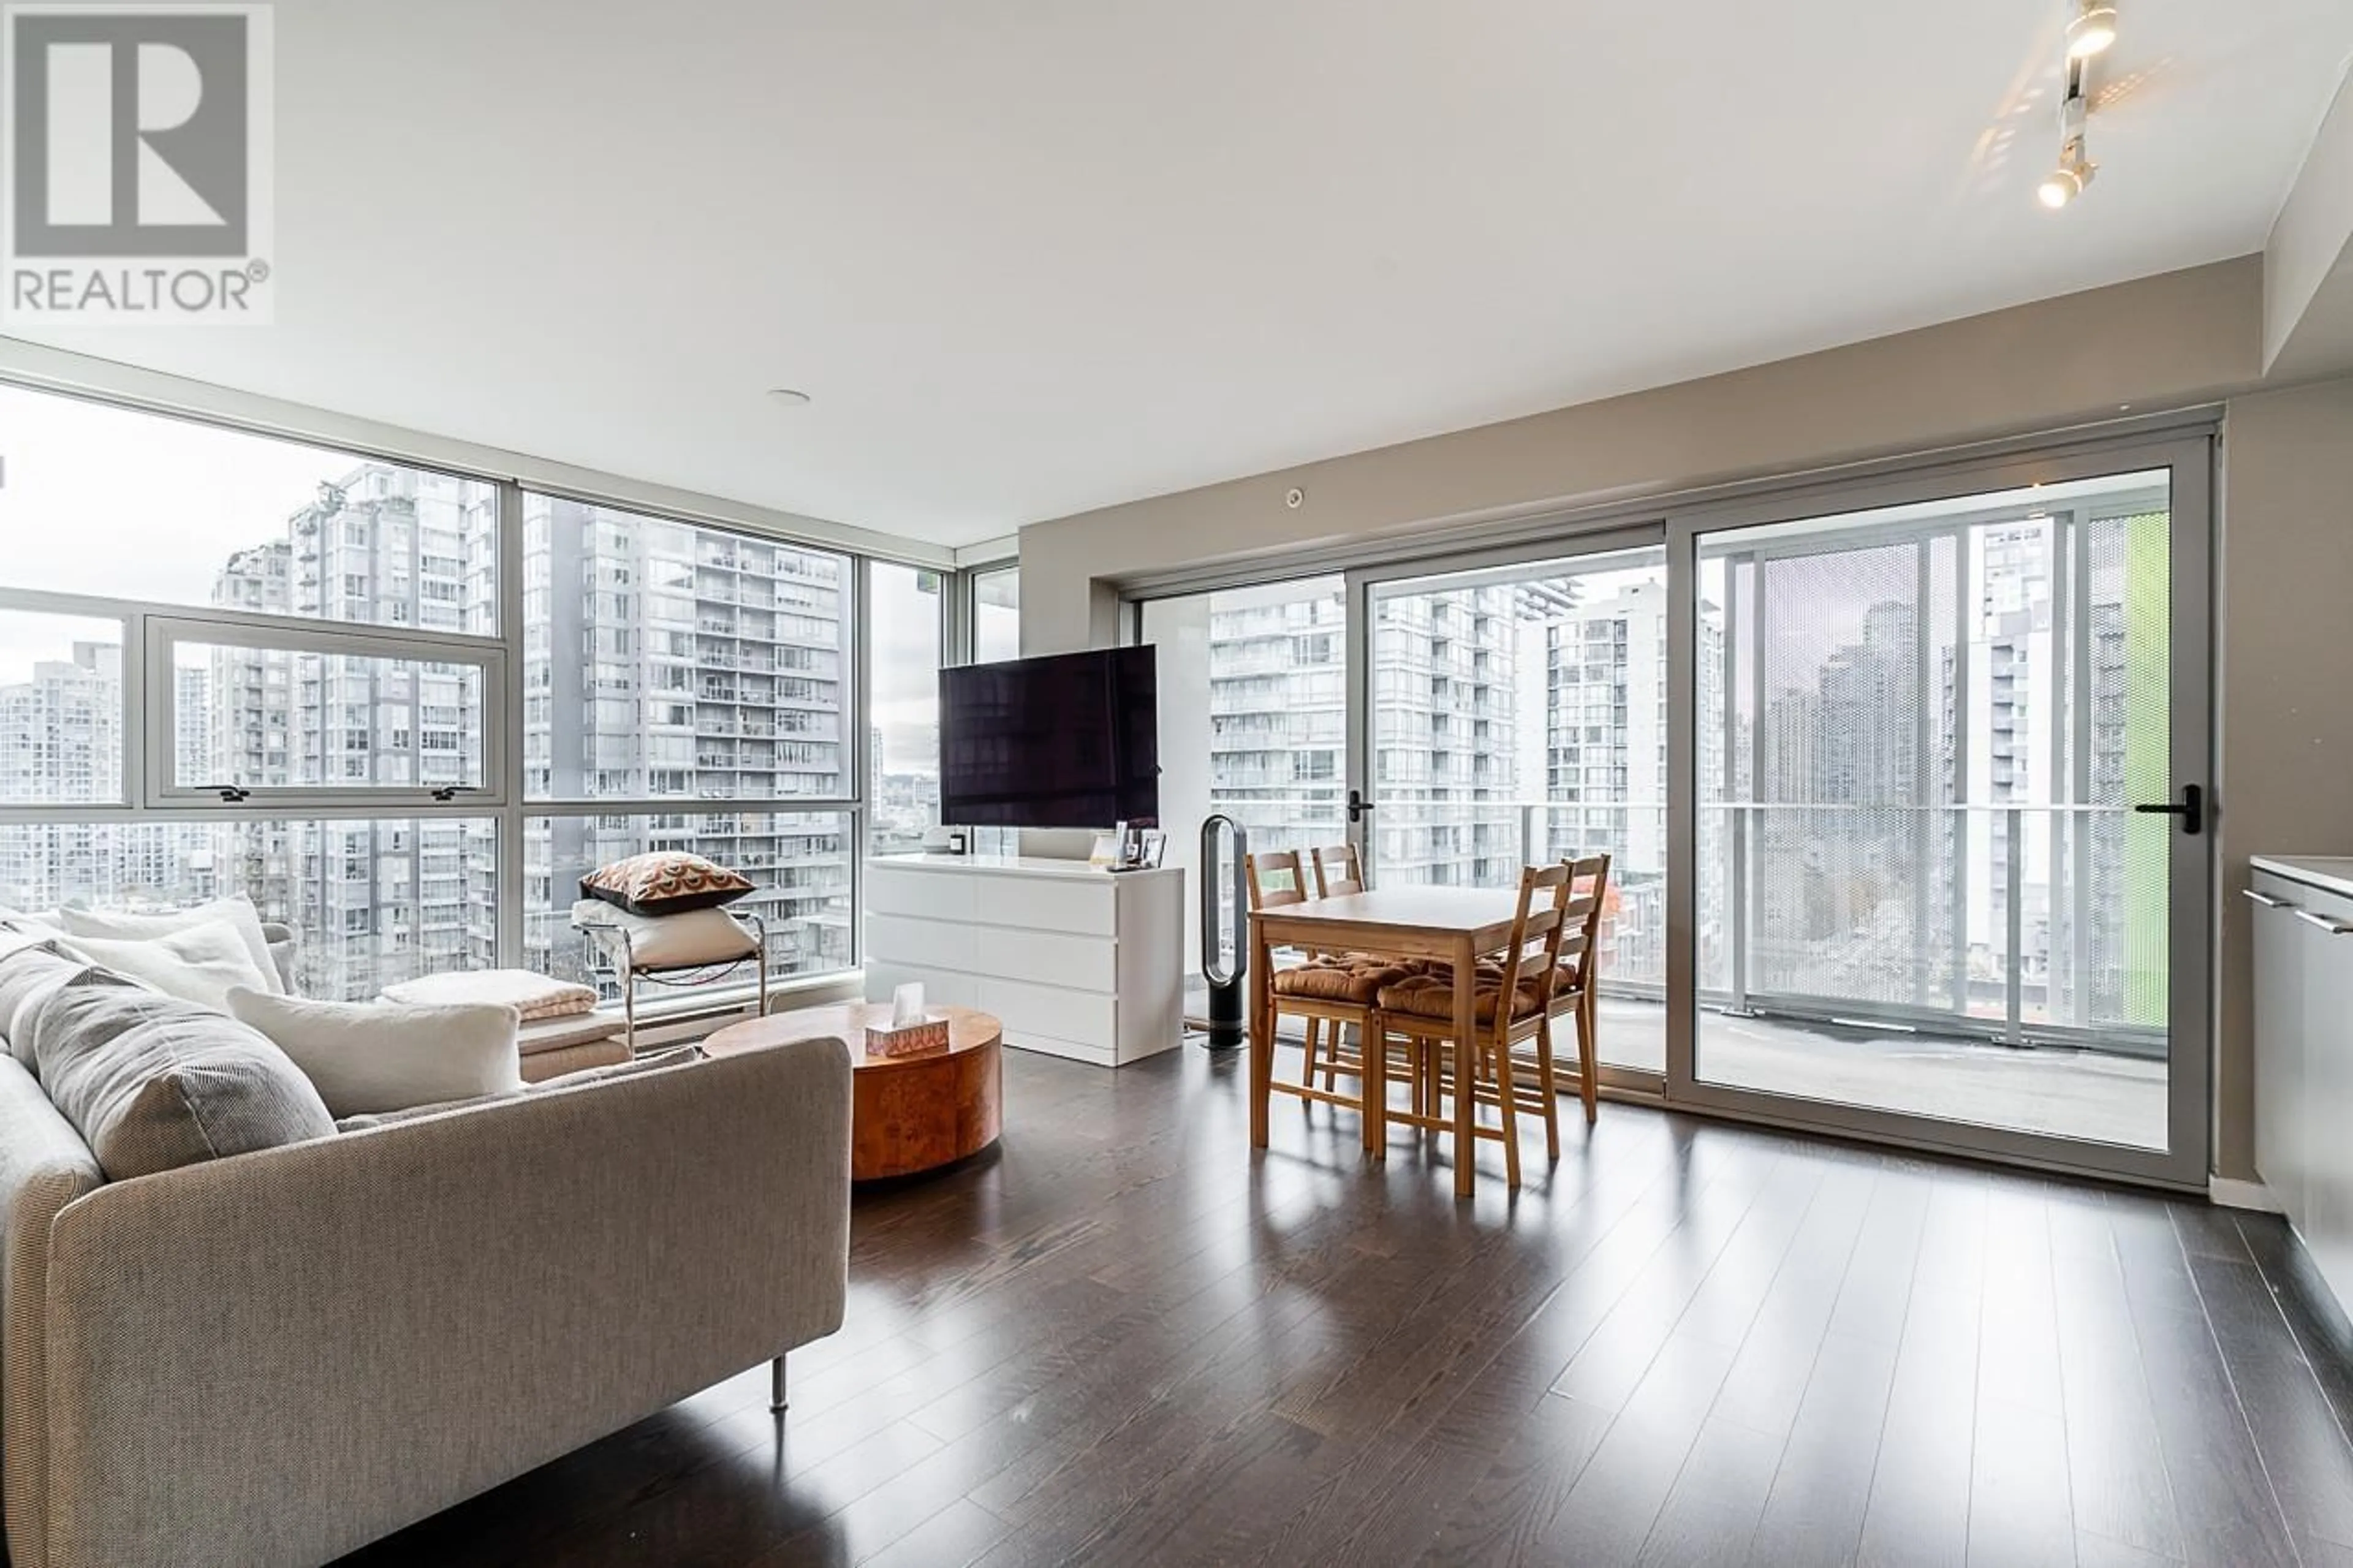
[0,384,336,681]
[0,384,953,767]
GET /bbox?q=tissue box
[866,1013,952,1058]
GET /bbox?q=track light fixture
[2036,82,2097,211]
[2066,1,2119,60]
[2037,140,2095,209]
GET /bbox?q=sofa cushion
[334,1046,700,1131]
[34,985,335,1180]
[532,1044,704,1092]
[225,988,524,1118]
[56,919,273,1012]
[59,896,285,993]
[0,945,137,1074]
[580,852,754,916]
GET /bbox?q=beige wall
[2216,375,2353,1179]
[1020,257,2264,655]
[1017,253,2353,1183]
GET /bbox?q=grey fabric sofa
[0,1015,852,1568]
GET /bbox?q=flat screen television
[938,646,1159,829]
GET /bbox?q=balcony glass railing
[1199,793,2159,1062]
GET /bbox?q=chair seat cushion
[1376,972,1545,1025]
[1271,957,1411,1004]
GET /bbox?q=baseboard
[2210,1175,2286,1213]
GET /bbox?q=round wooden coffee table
[703,1002,1002,1182]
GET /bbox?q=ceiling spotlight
[2037,149,2094,208]
[2037,96,2096,210]
[2066,1,2118,60]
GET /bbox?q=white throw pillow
[61,920,275,1012]
[62,897,285,993]
[225,987,524,1118]
[570,901,760,969]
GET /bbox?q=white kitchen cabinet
[2251,856,2353,1308]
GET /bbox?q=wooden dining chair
[1245,850,1410,1142]
[1371,862,1576,1189]
[1297,843,1366,1091]
[1541,853,1613,1131]
[1309,842,1365,898]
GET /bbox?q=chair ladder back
[1491,863,1575,1042]
[1310,843,1365,899]
[1559,852,1613,987]
[1245,849,1309,911]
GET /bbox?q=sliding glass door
[1131,428,2211,1186]
[1349,531,1670,1085]
[1671,437,2211,1186]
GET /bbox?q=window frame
[0,374,983,1005]
[141,612,510,812]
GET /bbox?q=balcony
[1211,793,2165,1152]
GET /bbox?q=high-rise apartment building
[518,495,854,989]
[0,643,178,912]
[1539,580,1720,988]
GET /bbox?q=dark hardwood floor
[339,1044,2353,1567]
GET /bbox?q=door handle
[2241,888,2294,909]
[2293,910,2353,936]
[1346,789,1374,825]
[2131,782,2202,836]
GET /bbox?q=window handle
[210,785,251,803]
[429,784,475,803]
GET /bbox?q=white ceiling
[10,1,2352,547]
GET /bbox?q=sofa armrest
[39,1036,852,1568]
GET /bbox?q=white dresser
[863,854,1186,1067]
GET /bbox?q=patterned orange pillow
[579,853,754,916]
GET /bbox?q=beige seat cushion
[34,983,335,1180]
[1377,972,1546,1026]
[515,1036,630,1083]
[514,1011,624,1056]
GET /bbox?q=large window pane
[974,566,1021,663]
[0,612,127,803]
[869,563,943,853]
[170,641,487,793]
[0,385,497,632]
[525,811,853,995]
[1695,469,2173,1150]
[522,496,850,801]
[1368,547,1671,1074]
[0,817,498,1001]
[1142,576,1348,975]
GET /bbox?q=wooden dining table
[1248,885,1528,1199]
